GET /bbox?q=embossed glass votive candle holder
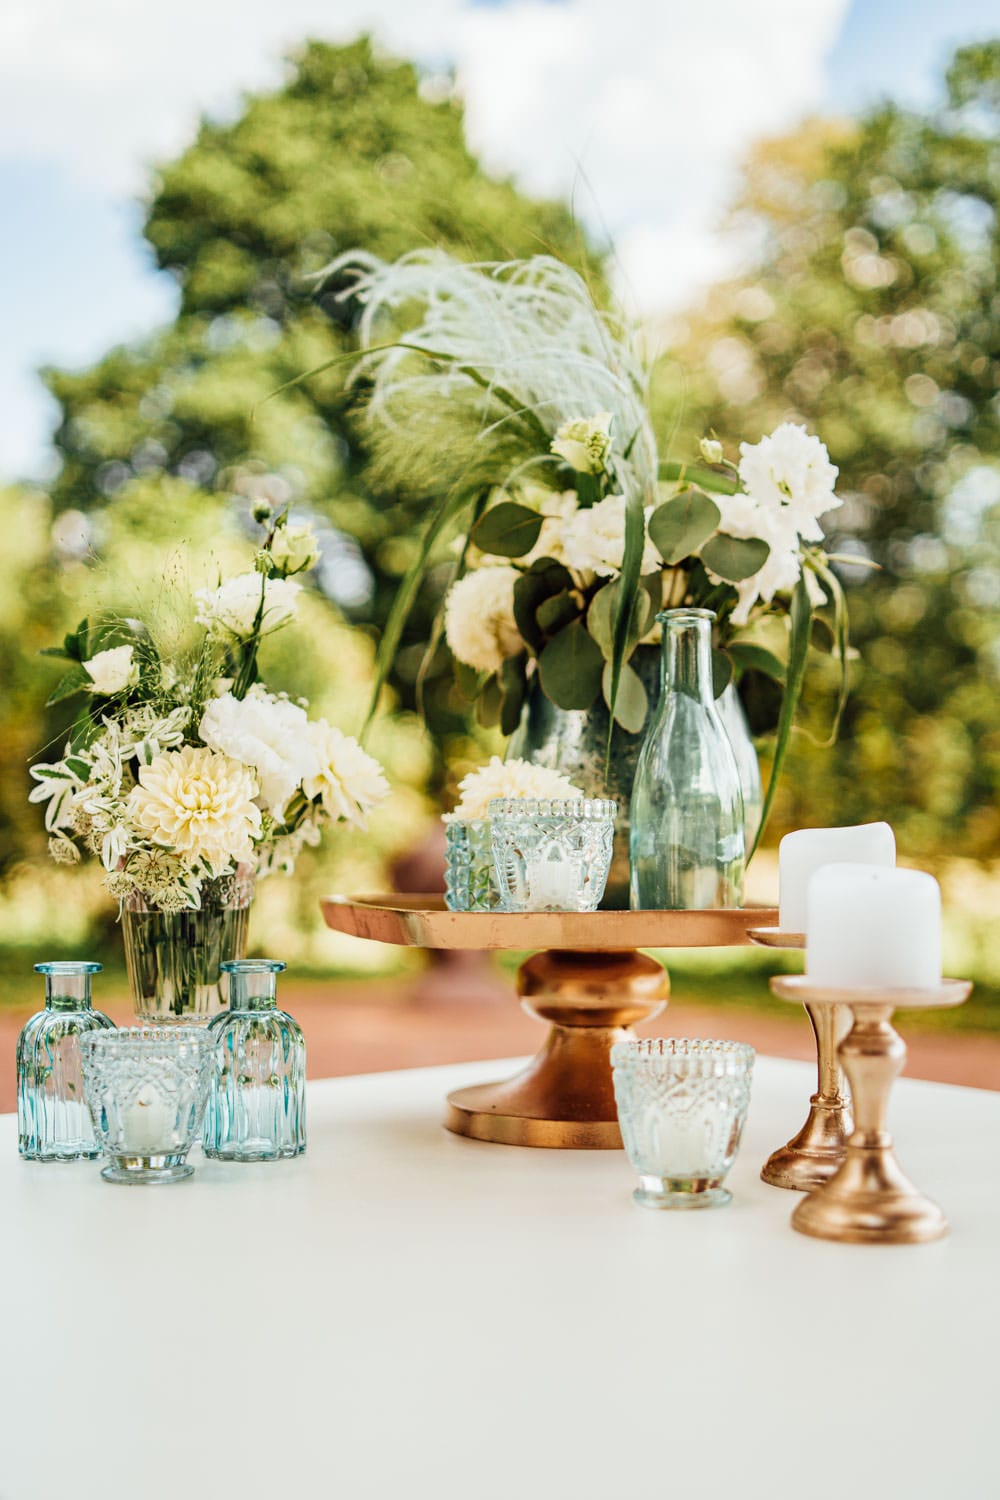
[489,797,616,912]
[444,819,497,911]
[611,1038,755,1209]
[80,1027,214,1185]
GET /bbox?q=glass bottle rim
[220,959,286,975]
[34,961,102,975]
[655,607,716,627]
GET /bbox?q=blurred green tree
[653,42,1000,859]
[42,36,602,734]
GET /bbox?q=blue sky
[0,0,996,483]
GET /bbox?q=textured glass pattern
[630,610,746,910]
[489,798,616,912]
[80,1027,214,1184]
[122,869,254,1025]
[444,820,496,911]
[612,1038,755,1209]
[17,962,115,1162]
[204,960,306,1161]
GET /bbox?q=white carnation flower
[83,645,136,696]
[712,509,805,627]
[446,757,584,822]
[194,573,301,638]
[551,413,613,474]
[444,566,523,675]
[302,722,390,829]
[199,686,318,821]
[128,745,262,875]
[560,495,660,579]
[521,489,579,567]
[738,423,841,543]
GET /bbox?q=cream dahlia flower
[128,745,262,873]
[444,566,523,674]
[194,572,301,638]
[446,757,584,822]
[83,645,136,695]
[302,721,390,829]
[561,494,660,579]
[199,687,316,821]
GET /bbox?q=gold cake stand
[320,896,777,1149]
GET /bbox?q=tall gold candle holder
[749,927,852,1191]
[770,975,971,1244]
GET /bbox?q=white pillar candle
[123,1087,168,1153]
[779,823,895,932]
[806,864,942,989]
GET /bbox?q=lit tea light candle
[779,823,895,932]
[806,864,942,990]
[526,858,580,910]
[123,1087,168,1154]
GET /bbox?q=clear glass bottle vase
[203,960,306,1161]
[17,962,116,1161]
[629,609,746,910]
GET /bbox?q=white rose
[551,413,613,474]
[198,686,318,821]
[82,645,136,696]
[560,494,660,579]
[270,522,320,576]
[444,567,523,675]
[194,573,301,638]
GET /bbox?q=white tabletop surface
[1,1055,997,1500]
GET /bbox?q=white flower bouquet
[291,251,863,845]
[30,510,390,914]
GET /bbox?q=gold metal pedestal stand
[321,897,776,1149]
[771,976,971,1244]
[749,928,852,1191]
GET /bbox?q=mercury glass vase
[122,868,254,1024]
[203,960,306,1161]
[629,609,745,910]
[17,962,115,1161]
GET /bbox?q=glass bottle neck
[662,615,715,703]
[228,977,278,1011]
[44,977,92,1012]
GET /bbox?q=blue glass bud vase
[629,609,746,910]
[203,960,306,1161]
[17,962,115,1161]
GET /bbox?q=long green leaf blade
[751,575,812,858]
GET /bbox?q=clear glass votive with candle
[489,797,616,912]
[79,1027,214,1185]
[612,1038,755,1209]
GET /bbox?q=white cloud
[0,0,848,477]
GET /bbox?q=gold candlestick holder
[770,975,971,1244]
[749,927,852,1191]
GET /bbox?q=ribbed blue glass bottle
[203,960,306,1161]
[17,962,115,1161]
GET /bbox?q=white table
[1,1057,997,1500]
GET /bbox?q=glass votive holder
[611,1038,755,1209]
[444,818,497,911]
[489,797,616,912]
[204,960,306,1162]
[79,1027,214,1186]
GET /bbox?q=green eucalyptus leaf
[471,501,544,558]
[512,560,574,653]
[701,533,770,583]
[538,620,604,711]
[601,660,648,733]
[587,578,652,661]
[476,674,503,729]
[453,661,485,702]
[499,653,528,737]
[536,590,581,637]
[712,650,734,698]
[753,575,812,856]
[648,491,721,564]
[726,642,786,683]
[658,461,738,495]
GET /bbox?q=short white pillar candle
[806,864,942,989]
[779,823,895,932]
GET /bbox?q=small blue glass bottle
[203,960,306,1161]
[17,962,115,1161]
